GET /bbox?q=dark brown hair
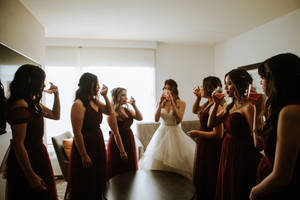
[224,68,253,113]
[199,76,222,113]
[75,72,98,108]
[7,64,46,114]
[258,53,300,135]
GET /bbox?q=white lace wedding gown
[139,108,196,180]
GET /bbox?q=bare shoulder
[279,104,300,121]
[72,99,85,111]
[176,99,186,106]
[11,99,28,109]
[242,102,255,114]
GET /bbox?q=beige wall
[0,0,45,65]
[214,8,300,80]
[156,43,214,120]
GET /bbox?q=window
[44,65,155,143]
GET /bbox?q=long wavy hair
[224,68,253,113]
[258,53,300,135]
[111,87,127,113]
[164,79,180,101]
[7,64,45,114]
[75,72,98,108]
[199,76,222,113]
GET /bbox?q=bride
[139,79,196,180]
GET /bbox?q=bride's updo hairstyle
[164,79,180,100]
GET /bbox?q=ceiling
[20,0,300,45]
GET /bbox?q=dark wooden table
[103,170,196,200]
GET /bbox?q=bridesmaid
[208,69,262,200]
[67,73,127,200]
[250,53,300,200]
[107,87,143,179]
[187,76,224,200]
[6,65,60,200]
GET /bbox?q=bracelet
[120,151,126,155]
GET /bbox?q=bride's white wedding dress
[139,108,196,180]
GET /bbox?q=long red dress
[215,112,262,200]
[68,106,106,200]
[106,108,138,180]
[256,128,300,199]
[6,107,58,200]
[193,105,222,200]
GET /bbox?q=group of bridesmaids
[189,53,300,200]
[2,69,143,199]
[1,52,300,200]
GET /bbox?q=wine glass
[215,86,225,100]
[247,84,263,107]
[193,85,201,96]
[44,82,54,94]
[162,89,169,99]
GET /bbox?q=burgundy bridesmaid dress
[68,106,106,200]
[193,105,222,200]
[215,112,262,200]
[7,107,58,200]
[107,108,138,180]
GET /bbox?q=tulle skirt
[139,124,196,180]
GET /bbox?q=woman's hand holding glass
[193,85,201,97]
[44,82,58,94]
[127,96,136,105]
[100,84,108,96]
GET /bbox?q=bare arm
[154,97,164,122]
[97,95,112,116]
[249,105,300,199]
[207,102,225,128]
[71,100,92,168]
[188,105,224,139]
[252,105,264,150]
[107,112,128,160]
[128,97,143,121]
[97,84,112,115]
[41,88,60,120]
[10,100,46,190]
[192,95,202,114]
[172,100,186,125]
[187,123,224,139]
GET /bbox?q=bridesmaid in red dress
[6,65,60,200]
[107,88,143,179]
[67,73,127,200]
[249,53,300,200]
[208,69,262,200]
[187,76,224,200]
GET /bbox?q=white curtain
[44,46,156,143]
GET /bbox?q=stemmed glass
[193,85,201,96]
[214,86,225,100]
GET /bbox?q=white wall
[0,0,45,65]
[156,43,214,120]
[214,8,300,79]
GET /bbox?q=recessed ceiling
[20,0,300,45]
